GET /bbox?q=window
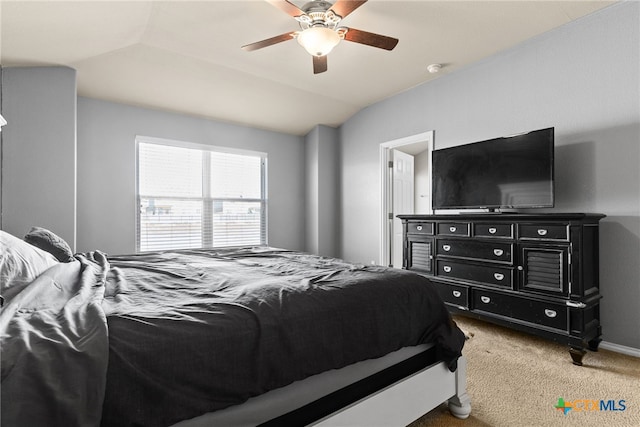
[136,137,267,252]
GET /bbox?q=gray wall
[305,124,339,257]
[339,2,639,349]
[77,97,305,254]
[305,127,320,254]
[1,67,77,248]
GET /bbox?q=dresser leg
[588,338,601,352]
[569,347,586,366]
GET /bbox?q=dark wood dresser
[399,213,605,365]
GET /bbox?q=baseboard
[599,341,640,358]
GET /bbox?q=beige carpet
[409,316,640,427]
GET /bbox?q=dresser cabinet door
[520,245,570,297]
[406,238,435,274]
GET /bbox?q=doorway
[379,131,434,267]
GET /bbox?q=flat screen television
[432,127,554,211]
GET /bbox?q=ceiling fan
[241,0,399,74]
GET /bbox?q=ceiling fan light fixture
[297,26,341,57]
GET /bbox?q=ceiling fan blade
[313,55,328,74]
[330,0,367,18]
[265,0,305,18]
[241,32,296,52]
[343,27,398,51]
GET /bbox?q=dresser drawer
[473,290,567,331]
[437,222,470,236]
[473,223,514,238]
[437,239,513,264]
[519,224,568,241]
[407,222,434,235]
[432,282,469,308]
[436,260,513,288]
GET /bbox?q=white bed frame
[312,355,471,426]
[175,348,471,427]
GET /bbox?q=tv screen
[432,127,554,211]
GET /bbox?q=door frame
[379,131,434,267]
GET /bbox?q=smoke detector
[427,63,442,74]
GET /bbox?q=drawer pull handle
[488,227,497,234]
[443,245,451,252]
[452,290,462,298]
[480,296,491,304]
[537,229,548,236]
[493,249,504,257]
[545,309,557,318]
[416,225,423,231]
[449,226,457,232]
[443,266,452,273]
[494,273,504,281]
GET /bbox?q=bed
[0,228,471,427]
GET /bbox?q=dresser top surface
[398,212,606,221]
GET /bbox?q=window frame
[135,136,268,252]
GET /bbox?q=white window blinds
[137,138,267,252]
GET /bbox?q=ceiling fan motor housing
[298,1,342,30]
[301,1,334,14]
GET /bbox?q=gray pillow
[24,227,75,263]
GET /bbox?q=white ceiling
[1,0,615,136]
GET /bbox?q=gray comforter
[0,252,110,427]
[1,247,465,427]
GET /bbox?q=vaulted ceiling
[1,1,615,135]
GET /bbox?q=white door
[392,150,414,268]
